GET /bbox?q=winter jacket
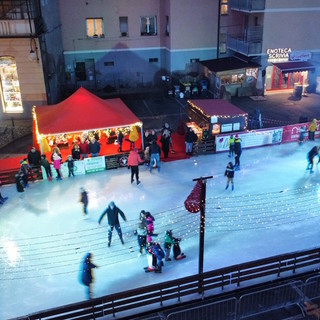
[150,243,165,260]
[66,158,74,168]
[308,120,317,133]
[185,130,198,143]
[225,166,235,178]
[79,142,89,154]
[234,138,242,155]
[228,137,235,148]
[80,191,88,205]
[72,148,81,160]
[308,146,319,162]
[52,153,61,169]
[149,141,161,155]
[89,141,101,154]
[40,158,50,169]
[27,150,41,166]
[98,205,127,226]
[80,253,97,286]
[127,149,144,166]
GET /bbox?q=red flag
[184,179,202,213]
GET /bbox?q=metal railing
[14,247,320,320]
[230,0,265,11]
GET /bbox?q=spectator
[161,123,175,153]
[117,129,124,152]
[40,154,52,181]
[27,146,41,179]
[185,128,198,156]
[79,137,89,160]
[308,118,317,141]
[72,143,81,160]
[160,129,171,159]
[89,137,100,157]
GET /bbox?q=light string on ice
[1,183,320,280]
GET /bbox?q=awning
[273,61,315,73]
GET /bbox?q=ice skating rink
[1,140,320,319]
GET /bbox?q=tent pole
[140,125,144,150]
[39,137,43,154]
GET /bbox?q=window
[140,16,157,36]
[104,61,114,67]
[220,0,228,15]
[149,58,158,63]
[119,16,128,37]
[86,18,104,38]
[219,33,227,54]
[165,16,169,36]
[0,56,23,113]
[75,62,86,81]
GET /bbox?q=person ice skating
[308,118,317,141]
[19,158,30,187]
[225,162,235,191]
[98,201,127,247]
[52,151,62,180]
[160,129,171,159]
[80,253,98,299]
[234,134,242,170]
[185,127,197,155]
[79,187,89,218]
[0,180,8,205]
[40,155,52,181]
[299,126,307,146]
[145,242,165,273]
[306,146,320,173]
[136,210,148,257]
[228,135,235,157]
[127,147,144,185]
[66,155,75,177]
[149,140,161,173]
[145,212,155,243]
[164,230,186,261]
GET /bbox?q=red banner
[282,121,320,143]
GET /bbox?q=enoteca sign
[267,48,291,62]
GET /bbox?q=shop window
[221,0,228,15]
[0,56,23,113]
[221,75,231,85]
[149,58,158,63]
[86,18,104,38]
[119,16,128,37]
[140,16,157,36]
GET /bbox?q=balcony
[0,19,34,37]
[230,0,265,12]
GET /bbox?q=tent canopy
[34,87,142,136]
[188,99,247,117]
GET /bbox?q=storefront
[201,56,261,98]
[265,48,316,93]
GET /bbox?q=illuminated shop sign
[289,51,311,62]
[267,48,291,62]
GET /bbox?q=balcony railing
[0,19,34,37]
[228,36,262,55]
[230,0,265,12]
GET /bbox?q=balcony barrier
[230,0,265,11]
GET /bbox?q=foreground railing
[14,247,320,320]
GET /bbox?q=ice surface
[1,141,320,319]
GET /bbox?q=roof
[273,61,315,73]
[201,57,260,73]
[188,99,247,117]
[34,87,142,135]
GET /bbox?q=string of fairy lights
[1,184,320,280]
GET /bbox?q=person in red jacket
[127,147,144,185]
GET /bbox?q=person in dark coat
[80,253,98,299]
[234,135,242,170]
[98,201,127,247]
[160,129,171,159]
[66,155,75,177]
[27,146,41,179]
[80,187,89,218]
[40,154,52,181]
[224,161,235,190]
[185,128,197,155]
[149,140,161,173]
[89,137,101,157]
[117,130,124,152]
[307,146,320,173]
[72,144,81,160]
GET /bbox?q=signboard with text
[84,156,106,173]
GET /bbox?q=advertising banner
[42,160,86,179]
[216,128,283,152]
[84,156,106,173]
[282,122,320,143]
